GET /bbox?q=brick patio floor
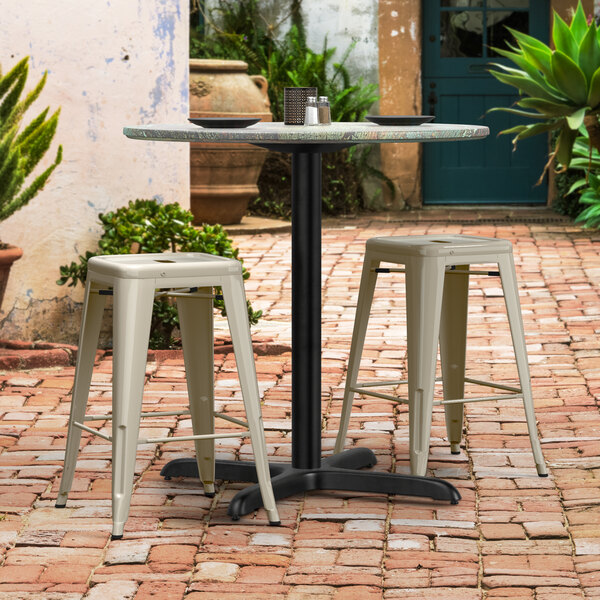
[0,209,599,599]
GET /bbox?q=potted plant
[487,1,600,176]
[0,56,62,310]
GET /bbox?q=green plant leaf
[506,26,552,55]
[551,50,589,104]
[567,178,587,195]
[489,69,565,103]
[566,106,589,129]
[512,39,557,83]
[517,97,576,116]
[555,125,577,166]
[488,106,549,119]
[570,1,590,44]
[578,23,600,86]
[587,67,600,107]
[488,50,548,87]
[514,120,562,141]
[498,124,528,137]
[553,11,579,61]
[0,57,61,230]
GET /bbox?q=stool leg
[56,280,107,507]
[177,289,216,496]
[498,253,547,476]
[221,275,280,524]
[111,278,155,538]
[335,254,380,454]
[439,265,469,455]
[406,257,446,477]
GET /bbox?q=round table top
[123,121,489,145]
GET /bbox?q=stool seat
[88,252,241,279]
[57,252,280,538]
[335,234,547,479]
[366,234,512,258]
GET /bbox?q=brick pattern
[0,215,598,599]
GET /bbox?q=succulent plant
[488,1,600,173]
[0,57,62,231]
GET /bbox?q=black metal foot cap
[538,473,549,477]
[111,534,123,540]
[55,503,66,509]
[451,451,461,455]
[269,521,281,527]
[205,492,216,498]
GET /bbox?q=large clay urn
[0,245,22,312]
[189,59,272,225]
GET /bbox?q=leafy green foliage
[58,200,261,348]
[192,1,378,122]
[553,166,585,218]
[488,1,600,175]
[555,127,600,227]
[574,171,600,228]
[0,57,62,232]
[191,0,388,216]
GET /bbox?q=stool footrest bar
[84,409,192,421]
[214,412,249,428]
[355,379,408,388]
[373,267,499,276]
[140,431,248,444]
[73,421,112,440]
[74,420,249,444]
[464,377,521,393]
[350,387,409,404]
[434,393,523,406]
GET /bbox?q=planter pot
[189,59,272,225]
[0,245,23,311]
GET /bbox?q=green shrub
[58,200,261,348]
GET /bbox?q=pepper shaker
[304,96,319,126]
[318,96,331,125]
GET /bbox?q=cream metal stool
[56,252,280,538]
[334,234,547,478]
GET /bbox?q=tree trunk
[584,114,600,153]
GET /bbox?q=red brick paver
[0,211,598,599]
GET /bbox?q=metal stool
[334,234,547,478]
[56,252,280,538]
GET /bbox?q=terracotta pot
[0,244,22,311]
[189,59,272,225]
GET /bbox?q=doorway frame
[377,0,593,208]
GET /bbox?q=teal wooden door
[422,1,549,205]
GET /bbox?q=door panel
[422,0,549,205]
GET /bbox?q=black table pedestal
[160,146,461,516]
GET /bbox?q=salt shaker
[318,96,331,125]
[304,96,319,126]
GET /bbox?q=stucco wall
[0,0,189,343]
[302,0,379,88]
[205,0,379,88]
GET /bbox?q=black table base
[161,144,461,517]
[161,448,460,519]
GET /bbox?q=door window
[441,1,530,58]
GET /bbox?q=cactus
[0,56,62,228]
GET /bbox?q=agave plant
[488,1,600,174]
[0,56,62,231]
